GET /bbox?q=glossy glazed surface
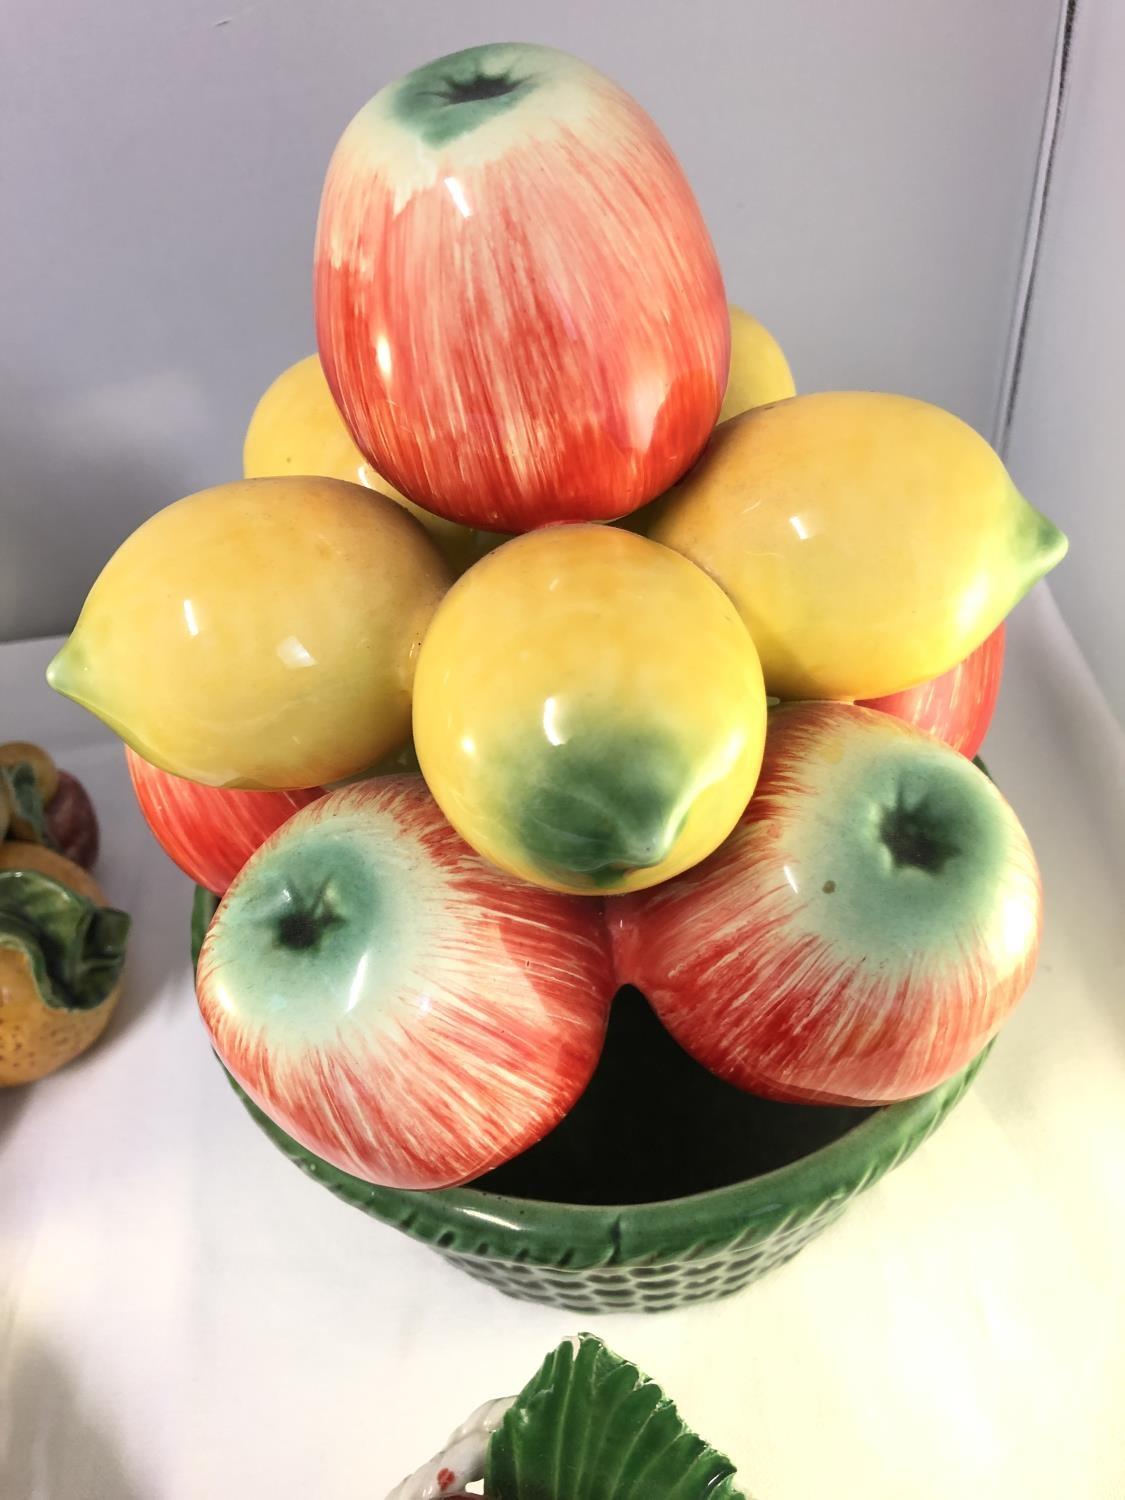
[612,703,1041,1105]
[0,740,59,804]
[650,392,1067,700]
[860,623,1006,759]
[718,305,796,422]
[197,883,991,1309]
[485,1336,746,1500]
[196,777,614,1190]
[412,526,767,895]
[44,770,99,869]
[125,746,322,894]
[47,477,452,789]
[243,355,498,573]
[315,43,729,531]
[0,858,128,1085]
[387,1397,514,1500]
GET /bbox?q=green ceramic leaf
[0,868,129,1010]
[1,761,55,846]
[485,1334,748,1500]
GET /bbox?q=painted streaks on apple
[315,43,728,531]
[611,703,1041,1105]
[126,746,323,894]
[197,776,614,1189]
[859,624,1006,759]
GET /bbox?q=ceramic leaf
[1,761,53,846]
[0,868,129,1010]
[485,1334,748,1500]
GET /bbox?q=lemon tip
[45,644,72,696]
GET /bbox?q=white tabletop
[2,590,1123,1500]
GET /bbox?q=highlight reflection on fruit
[412,526,767,895]
[859,624,1006,759]
[47,478,452,789]
[719,305,796,422]
[197,777,615,1189]
[125,746,322,895]
[651,392,1067,700]
[611,702,1042,1105]
[243,355,496,572]
[315,42,729,531]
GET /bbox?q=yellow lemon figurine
[651,391,1067,701]
[413,525,767,895]
[244,355,496,571]
[719,306,796,421]
[48,478,452,789]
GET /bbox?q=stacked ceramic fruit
[49,44,1064,1189]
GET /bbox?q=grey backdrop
[1004,0,1125,720]
[0,0,1077,663]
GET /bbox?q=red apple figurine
[126,747,322,895]
[859,624,1005,759]
[196,776,614,1189]
[315,43,729,532]
[611,702,1042,1105]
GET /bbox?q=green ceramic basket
[192,885,989,1314]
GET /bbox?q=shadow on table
[1,1333,147,1500]
[65,860,199,1070]
[0,1085,30,1148]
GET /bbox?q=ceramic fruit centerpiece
[49,42,1065,1305]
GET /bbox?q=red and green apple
[315,43,729,532]
[859,623,1005,759]
[196,776,615,1189]
[610,702,1042,1105]
[126,746,322,895]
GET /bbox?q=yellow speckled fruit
[651,391,1067,701]
[47,477,452,789]
[718,306,796,422]
[413,525,767,895]
[243,355,499,572]
[0,842,103,901]
[0,846,121,1086]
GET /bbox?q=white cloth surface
[1,589,1123,1500]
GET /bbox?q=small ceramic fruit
[43,771,100,868]
[388,1334,747,1500]
[0,842,103,902]
[0,742,57,844]
[0,845,129,1086]
[197,776,614,1190]
[243,355,497,573]
[859,624,1006,760]
[650,391,1067,700]
[0,741,59,804]
[47,477,452,788]
[315,42,729,531]
[413,525,767,895]
[0,743,100,867]
[125,746,322,894]
[718,305,796,422]
[611,702,1042,1105]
